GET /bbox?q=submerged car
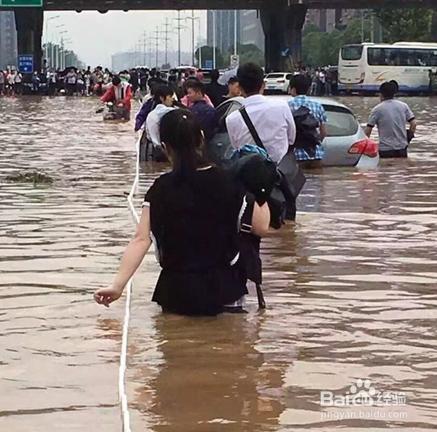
[211,96,379,168]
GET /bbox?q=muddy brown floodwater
[1,95,437,432]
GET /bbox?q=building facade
[207,10,264,55]
[0,11,17,70]
[239,10,264,48]
[305,8,359,32]
[207,10,240,55]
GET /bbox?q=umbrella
[218,67,238,86]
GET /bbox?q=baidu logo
[320,379,407,407]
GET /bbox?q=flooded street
[1,95,437,431]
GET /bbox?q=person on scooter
[100,75,133,121]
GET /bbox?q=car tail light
[359,72,365,84]
[348,139,378,158]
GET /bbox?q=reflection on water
[1,96,437,431]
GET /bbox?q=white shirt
[226,94,296,163]
[146,104,176,147]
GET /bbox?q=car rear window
[266,74,285,79]
[323,105,359,137]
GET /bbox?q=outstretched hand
[94,286,123,307]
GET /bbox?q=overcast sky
[44,10,207,68]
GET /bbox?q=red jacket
[101,82,133,110]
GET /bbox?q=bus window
[369,47,436,67]
[341,45,363,61]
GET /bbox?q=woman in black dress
[94,109,270,316]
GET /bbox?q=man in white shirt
[226,63,296,164]
[145,85,176,161]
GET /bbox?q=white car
[264,72,293,94]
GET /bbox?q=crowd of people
[94,62,417,316]
[0,60,416,317]
[292,66,339,96]
[0,65,212,97]
[0,69,23,96]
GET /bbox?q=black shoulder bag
[239,107,306,225]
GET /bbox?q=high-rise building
[305,9,358,32]
[207,10,240,55]
[239,10,264,48]
[0,11,17,70]
[207,10,264,56]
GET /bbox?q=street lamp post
[174,11,184,66]
[212,10,216,69]
[233,10,238,57]
[185,11,200,67]
[44,15,60,68]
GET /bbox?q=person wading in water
[94,109,270,316]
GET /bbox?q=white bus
[338,42,437,94]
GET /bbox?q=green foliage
[303,9,435,66]
[432,11,437,42]
[195,45,225,69]
[303,23,321,36]
[195,43,264,68]
[302,18,370,66]
[233,43,264,67]
[375,8,432,42]
[302,22,366,66]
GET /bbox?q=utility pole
[212,10,216,69]
[147,37,153,69]
[191,10,195,66]
[140,31,147,67]
[154,26,160,68]
[234,10,238,56]
[185,10,200,67]
[174,10,186,66]
[163,18,171,67]
[152,27,168,69]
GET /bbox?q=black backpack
[292,106,321,157]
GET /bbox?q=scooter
[96,102,129,122]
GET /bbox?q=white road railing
[119,135,141,432]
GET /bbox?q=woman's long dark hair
[160,109,209,178]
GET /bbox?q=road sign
[18,54,34,73]
[230,54,240,68]
[0,0,43,7]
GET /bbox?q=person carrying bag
[238,106,306,227]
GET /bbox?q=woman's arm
[251,202,270,237]
[94,207,152,307]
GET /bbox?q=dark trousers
[379,148,408,158]
[48,83,56,96]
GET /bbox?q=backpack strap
[239,107,267,152]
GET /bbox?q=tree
[232,43,264,67]
[429,10,437,41]
[375,8,432,42]
[195,45,225,69]
[303,17,371,67]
